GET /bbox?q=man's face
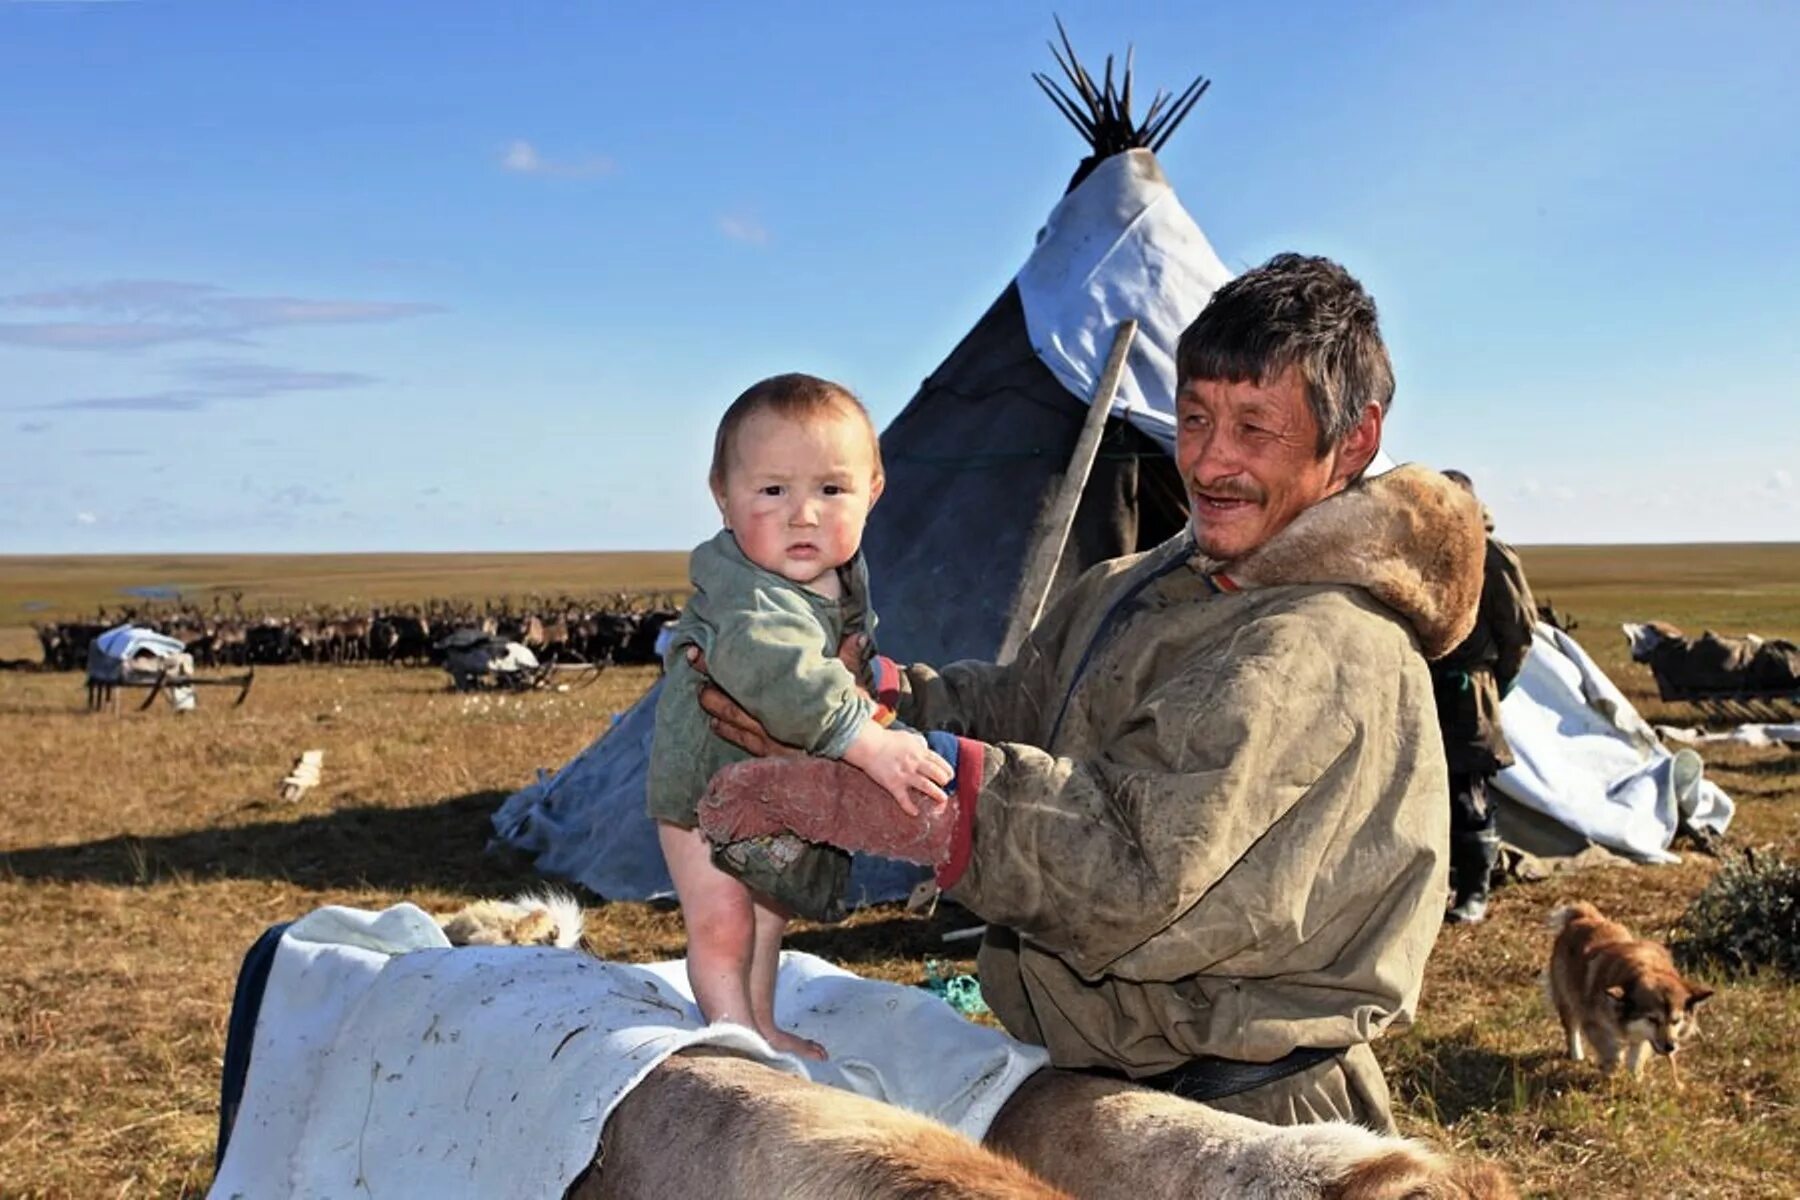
[1175,365,1379,562]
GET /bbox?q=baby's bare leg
[749,897,825,1060]
[657,822,756,1029]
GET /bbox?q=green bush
[1676,849,1800,978]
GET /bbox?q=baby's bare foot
[762,1026,827,1061]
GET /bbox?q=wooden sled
[85,666,256,714]
[1650,675,1798,724]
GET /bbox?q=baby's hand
[842,723,952,817]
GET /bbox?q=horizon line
[3,538,1799,559]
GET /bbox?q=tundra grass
[0,546,1796,1198]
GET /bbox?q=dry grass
[0,545,1796,1198]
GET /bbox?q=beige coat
[893,465,1484,1130]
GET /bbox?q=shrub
[1675,849,1800,978]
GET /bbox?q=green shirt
[646,528,878,828]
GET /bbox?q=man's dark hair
[1176,253,1394,455]
[1441,468,1475,493]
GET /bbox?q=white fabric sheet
[94,623,187,662]
[209,904,1048,1200]
[1015,148,1233,452]
[1496,625,1735,863]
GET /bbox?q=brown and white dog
[1545,901,1712,1084]
[438,889,586,949]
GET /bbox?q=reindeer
[337,613,372,663]
[575,1049,1517,1200]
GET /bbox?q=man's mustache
[1189,478,1265,503]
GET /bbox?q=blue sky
[3,1,1795,553]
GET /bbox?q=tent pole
[996,317,1140,665]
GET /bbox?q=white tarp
[1013,148,1399,480]
[210,903,1048,1200]
[1496,624,1734,864]
[88,623,197,710]
[89,624,188,680]
[1015,148,1233,452]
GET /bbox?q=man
[1432,470,1538,925]
[696,254,1484,1130]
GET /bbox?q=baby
[647,372,951,1059]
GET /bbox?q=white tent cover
[1016,148,1232,453]
[92,623,186,670]
[1496,624,1733,863]
[1016,147,1396,475]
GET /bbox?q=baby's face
[713,407,883,589]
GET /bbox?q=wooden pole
[996,318,1140,665]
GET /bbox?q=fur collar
[1205,463,1485,660]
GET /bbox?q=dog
[1545,901,1712,1084]
[437,889,585,949]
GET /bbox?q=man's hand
[689,633,870,759]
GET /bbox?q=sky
[2,1,1796,553]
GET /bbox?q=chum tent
[492,36,1732,904]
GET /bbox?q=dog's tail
[439,889,586,948]
[1546,901,1601,934]
[511,889,585,948]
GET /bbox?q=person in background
[1432,469,1538,925]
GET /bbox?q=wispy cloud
[0,279,443,352]
[49,393,208,413]
[32,359,377,413]
[717,214,770,246]
[17,420,51,434]
[73,512,98,526]
[1767,468,1794,493]
[268,484,341,508]
[499,139,614,179]
[0,321,239,350]
[181,359,376,393]
[81,448,150,458]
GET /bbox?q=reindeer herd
[30,594,682,674]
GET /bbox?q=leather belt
[1080,1044,1343,1103]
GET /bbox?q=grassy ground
[0,545,1796,1198]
